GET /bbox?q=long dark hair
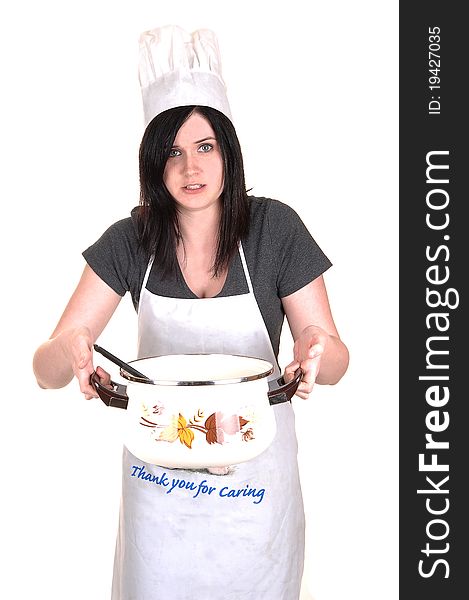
[137,105,250,276]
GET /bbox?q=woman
[33,102,348,599]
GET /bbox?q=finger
[297,377,314,396]
[297,359,315,385]
[294,356,321,399]
[295,381,313,400]
[73,336,93,370]
[283,361,300,383]
[80,382,98,399]
[302,352,322,379]
[77,367,98,399]
[95,365,112,386]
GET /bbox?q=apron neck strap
[141,242,253,295]
[238,241,254,294]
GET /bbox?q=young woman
[33,104,349,599]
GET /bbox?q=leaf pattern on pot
[189,409,204,424]
[205,412,250,445]
[242,428,255,441]
[142,409,252,449]
[159,413,195,448]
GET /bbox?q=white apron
[111,244,305,600]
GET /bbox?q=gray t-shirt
[83,196,332,358]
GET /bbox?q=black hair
[137,105,250,276]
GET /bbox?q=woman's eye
[168,148,181,157]
[198,143,213,153]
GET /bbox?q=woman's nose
[183,153,200,176]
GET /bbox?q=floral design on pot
[140,408,254,449]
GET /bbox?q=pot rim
[119,353,274,386]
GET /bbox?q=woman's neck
[177,203,220,248]
[176,204,227,297]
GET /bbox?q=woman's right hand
[33,264,122,393]
[66,327,111,400]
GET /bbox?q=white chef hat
[138,25,232,128]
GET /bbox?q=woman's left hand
[284,325,328,399]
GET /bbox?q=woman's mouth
[182,184,206,194]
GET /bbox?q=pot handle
[90,372,129,409]
[268,368,303,405]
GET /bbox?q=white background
[0,1,398,599]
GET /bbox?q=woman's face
[163,112,224,215]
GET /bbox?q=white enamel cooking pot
[91,353,301,469]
